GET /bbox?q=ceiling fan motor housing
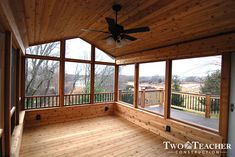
[112,4,122,12]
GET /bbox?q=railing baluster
[83,94,85,104]
[31,97,33,109]
[56,96,57,106]
[81,94,83,104]
[47,96,49,107]
[51,96,53,107]
[66,95,69,106]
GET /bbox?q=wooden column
[114,65,119,101]
[164,60,172,119]
[219,53,231,146]
[159,89,164,105]
[59,40,65,107]
[4,31,12,157]
[21,55,25,110]
[134,63,139,108]
[15,49,20,125]
[90,45,95,104]
[140,89,145,108]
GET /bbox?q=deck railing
[24,95,60,109]
[94,92,114,103]
[64,94,90,106]
[118,89,220,118]
[119,90,134,104]
[24,92,114,109]
[139,89,164,107]
[171,91,220,117]
[24,90,220,118]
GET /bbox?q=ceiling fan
[81,4,150,48]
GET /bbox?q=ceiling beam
[0,0,25,53]
[116,32,235,65]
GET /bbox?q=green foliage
[122,93,134,104]
[200,70,221,95]
[124,85,134,91]
[171,76,184,106]
[172,76,182,92]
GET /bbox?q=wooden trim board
[116,33,235,65]
[24,103,114,128]
[114,103,223,145]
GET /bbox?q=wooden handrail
[64,93,90,96]
[94,92,114,94]
[121,91,134,94]
[139,89,164,92]
[171,91,220,98]
[25,95,59,98]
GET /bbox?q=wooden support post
[159,89,164,105]
[118,90,122,101]
[59,40,65,107]
[140,89,145,108]
[21,55,25,110]
[4,31,12,157]
[205,94,211,118]
[219,53,231,147]
[134,63,139,108]
[15,49,20,125]
[90,45,95,104]
[164,60,172,119]
[114,65,119,102]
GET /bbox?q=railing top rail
[172,91,206,96]
[25,95,59,98]
[121,91,134,94]
[139,89,164,92]
[172,91,219,98]
[94,92,114,94]
[64,93,90,96]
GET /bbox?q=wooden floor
[20,116,197,157]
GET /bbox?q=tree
[172,76,181,92]
[26,41,115,95]
[171,76,184,107]
[94,65,114,93]
[25,43,60,96]
[200,70,221,95]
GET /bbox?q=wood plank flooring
[20,116,198,157]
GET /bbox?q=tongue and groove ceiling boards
[8,0,235,57]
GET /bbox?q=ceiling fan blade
[81,29,110,34]
[105,17,116,27]
[121,34,137,41]
[123,27,150,34]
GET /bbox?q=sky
[65,38,114,74]
[119,56,221,77]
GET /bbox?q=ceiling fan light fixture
[81,3,150,49]
[116,40,122,48]
[106,36,115,45]
[115,38,127,48]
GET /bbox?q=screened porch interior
[0,0,235,157]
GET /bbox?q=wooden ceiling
[9,0,235,57]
